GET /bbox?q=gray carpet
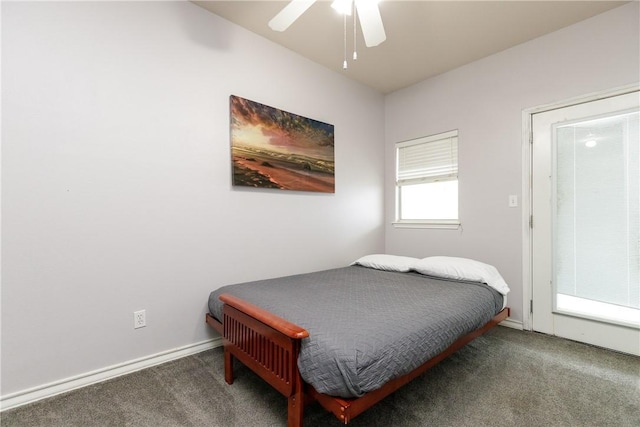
[2,327,639,427]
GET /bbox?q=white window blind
[396,130,458,185]
[394,130,460,227]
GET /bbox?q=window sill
[392,221,461,230]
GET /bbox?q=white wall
[384,2,640,324]
[4,0,638,403]
[1,1,385,397]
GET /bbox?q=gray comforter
[208,266,503,398]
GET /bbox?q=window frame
[393,130,461,229]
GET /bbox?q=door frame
[521,83,639,331]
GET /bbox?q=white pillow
[352,254,419,273]
[412,256,510,295]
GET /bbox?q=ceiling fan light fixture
[331,0,353,16]
[269,0,386,69]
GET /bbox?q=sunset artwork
[230,95,335,193]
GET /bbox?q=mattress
[208,265,504,398]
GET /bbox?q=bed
[206,255,511,426]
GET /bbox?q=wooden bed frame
[206,293,510,427]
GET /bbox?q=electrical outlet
[134,310,146,329]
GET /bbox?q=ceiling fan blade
[355,0,386,47]
[269,0,317,32]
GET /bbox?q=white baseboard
[1,318,523,412]
[0,337,223,412]
[500,318,524,330]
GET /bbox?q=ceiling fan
[268,0,386,48]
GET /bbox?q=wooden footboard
[207,294,510,427]
[213,294,309,427]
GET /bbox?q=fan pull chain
[353,2,358,60]
[343,14,348,69]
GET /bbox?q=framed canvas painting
[230,95,335,193]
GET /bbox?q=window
[554,109,639,324]
[395,130,459,228]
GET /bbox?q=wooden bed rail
[308,306,511,424]
[208,294,510,427]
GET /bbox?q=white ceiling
[194,1,628,94]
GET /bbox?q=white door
[531,90,640,355]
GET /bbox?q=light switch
[509,195,518,208]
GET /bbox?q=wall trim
[1,322,528,412]
[0,337,223,412]
[499,318,524,330]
